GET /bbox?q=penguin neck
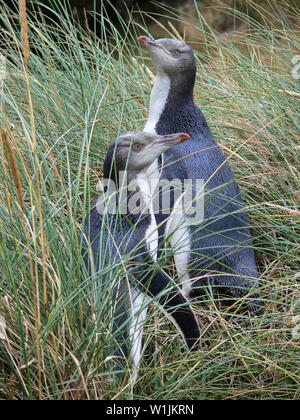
[144,73,171,134]
[134,170,155,214]
[104,167,155,217]
[144,70,195,134]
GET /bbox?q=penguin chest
[145,212,158,262]
[136,174,158,262]
[165,192,192,297]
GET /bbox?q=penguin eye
[133,143,144,152]
[171,49,180,57]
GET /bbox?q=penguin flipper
[131,264,200,351]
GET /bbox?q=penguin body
[80,131,200,383]
[138,37,262,313]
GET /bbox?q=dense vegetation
[0,0,299,399]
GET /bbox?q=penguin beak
[153,133,190,147]
[138,36,173,74]
[138,36,162,52]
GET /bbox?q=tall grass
[0,0,299,399]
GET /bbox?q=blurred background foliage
[3,0,299,45]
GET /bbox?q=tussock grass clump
[0,0,299,399]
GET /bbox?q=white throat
[144,73,171,135]
[143,73,169,198]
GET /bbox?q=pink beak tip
[138,35,147,45]
[179,133,190,141]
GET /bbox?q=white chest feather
[165,192,192,298]
[136,173,158,262]
[144,74,171,134]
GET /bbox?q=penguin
[79,131,200,384]
[138,36,263,314]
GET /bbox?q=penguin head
[104,131,189,176]
[138,36,196,77]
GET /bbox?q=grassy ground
[0,0,299,399]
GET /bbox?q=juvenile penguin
[138,36,262,313]
[80,131,200,383]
